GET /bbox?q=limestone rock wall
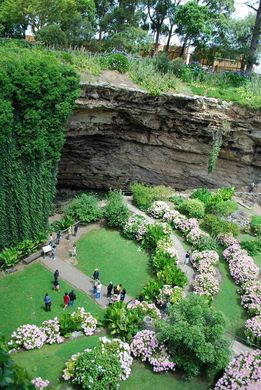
[58,83,261,191]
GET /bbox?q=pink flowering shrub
[186,228,209,245]
[228,256,259,285]
[70,307,97,336]
[157,285,184,306]
[8,324,46,351]
[32,377,50,389]
[41,317,64,345]
[130,330,176,373]
[155,239,179,262]
[245,315,261,347]
[148,201,170,218]
[240,280,261,316]
[123,214,147,241]
[218,233,239,248]
[63,351,84,381]
[163,209,182,225]
[190,250,219,273]
[176,218,199,236]
[214,350,261,389]
[127,300,161,319]
[194,273,220,298]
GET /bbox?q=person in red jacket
[63,292,70,309]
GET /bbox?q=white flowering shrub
[41,317,64,345]
[8,324,46,351]
[32,377,50,389]
[148,201,170,218]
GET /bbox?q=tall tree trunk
[165,24,173,52]
[152,26,160,57]
[245,0,261,75]
[98,28,103,41]
[180,36,188,57]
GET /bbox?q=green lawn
[121,362,212,390]
[77,228,152,297]
[0,263,103,339]
[13,334,102,385]
[214,255,248,338]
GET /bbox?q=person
[120,288,126,302]
[248,182,255,193]
[184,251,190,265]
[53,278,60,292]
[107,282,113,298]
[49,234,53,246]
[138,295,144,302]
[93,279,99,294]
[96,281,102,299]
[67,226,72,240]
[56,231,61,245]
[74,224,79,236]
[116,284,122,295]
[113,286,120,302]
[63,292,70,309]
[44,293,51,312]
[54,269,59,280]
[69,290,76,306]
[93,268,99,280]
[51,245,56,260]
[72,244,77,257]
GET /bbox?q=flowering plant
[193,273,220,298]
[70,307,97,336]
[245,315,261,347]
[240,280,261,316]
[214,350,261,389]
[176,218,199,235]
[148,201,170,218]
[123,214,147,241]
[228,255,259,285]
[127,300,161,319]
[32,377,50,389]
[190,250,219,273]
[41,317,64,345]
[217,233,239,248]
[157,285,184,306]
[155,239,179,262]
[186,227,209,245]
[163,209,183,225]
[130,330,176,373]
[8,324,46,351]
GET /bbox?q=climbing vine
[0,46,79,250]
[208,120,230,174]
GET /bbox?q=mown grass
[0,263,104,339]
[77,228,152,297]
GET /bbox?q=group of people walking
[43,269,77,312]
[92,268,127,303]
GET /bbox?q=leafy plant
[201,214,239,237]
[241,238,261,256]
[157,265,188,288]
[103,53,129,73]
[105,190,130,228]
[179,199,205,218]
[131,182,173,211]
[207,200,238,216]
[141,279,164,302]
[208,133,223,174]
[169,194,185,207]
[65,193,103,224]
[59,313,82,336]
[0,248,19,268]
[142,223,171,251]
[191,188,212,204]
[251,216,261,236]
[152,252,173,272]
[216,187,235,201]
[193,235,218,251]
[50,215,75,232]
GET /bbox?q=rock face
[58,83,261,191]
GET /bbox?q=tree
[156,295,230,377]
[245,0,261,74]
[164,0,182,53]
[147,0,171,56]
[102,26,153,53]
[94,0,115,40]
[36,24,67,48]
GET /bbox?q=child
[63,292,70,309]
[53,278,60,292]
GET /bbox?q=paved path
[123,196,195,293]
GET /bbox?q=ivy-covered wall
[0,46,79,250]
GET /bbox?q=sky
[232,1,254,19]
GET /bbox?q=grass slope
[13,334,101,385]
[77,228,152,297]
[0,262,103,338]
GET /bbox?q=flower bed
[157,285,184,306]
[240,280,261,316]
[32,377,50,389]
[245,315,261,347]
[194,273,220,297]
[41,317,64,345]
[123,215,148,241]
[127,300,161,319]
[148,201,170,219]
[214,350,261,389]
[70,307,97,336]
[8,324,46,352]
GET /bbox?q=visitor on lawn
[51,245,56,260]
[67,226,72,240]
[56,231,61,245]
[54,269,59,280]
[107,282,113,298]
[53,278,60,292]
[120,288,126,302]
[69,290,76,306]
[96,281,102,299]
[93,268,99,280]
[74,224,79,236]
[63,292,70,309]
[44,293,51,312]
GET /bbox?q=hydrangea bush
[157,285,184,306]
[70,307,97,336]
[155,239,179,262]
[190,250,219,273]
[240,280,261,316]
[214,350,261,389]
[8,324,46,351]
[32,377,50,389]
[130,330,175,373]
[148,201,170,218]
[193,273,220,298]
[41,317,64,345]
[127,300,161,319]
[245,315,261,347]
[123,214,148,241]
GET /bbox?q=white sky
[232,1,255,19]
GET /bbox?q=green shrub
[208,200,238,216]
[50,215,74,232]
[193,235,218,251]
[65,193,103,224]
[154,52,171,74]
[251,216,261,236]
[141,279,164,302]
[201,214,239,237]
[157,265,188,288]
[105,190,130,228]
[241,238,261,256]
[152,252,173,272]
[142,223,171,251]
[131,182,173,211]
[216,187,235,201]
[169,194,185,207]
[70,349,121,390]
[0,248,19,268]
[191,188,212,204]
[104,301,143,341]
[104,53,129,73]
[60,313,82,336]
[179,199,205,218]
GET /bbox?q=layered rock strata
[58,83,261,190]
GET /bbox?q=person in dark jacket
[69,290,76,306]
[54,269,59,280]
[44,293,51,312]
[74,224,79,236]
[120,288,126,302]
[56,231,61,245]
[93,268,99,280]
[107,282,113,298]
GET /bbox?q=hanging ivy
[208,133,223,174]
[0,46,79,250]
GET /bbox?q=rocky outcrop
[58,83,261,191]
